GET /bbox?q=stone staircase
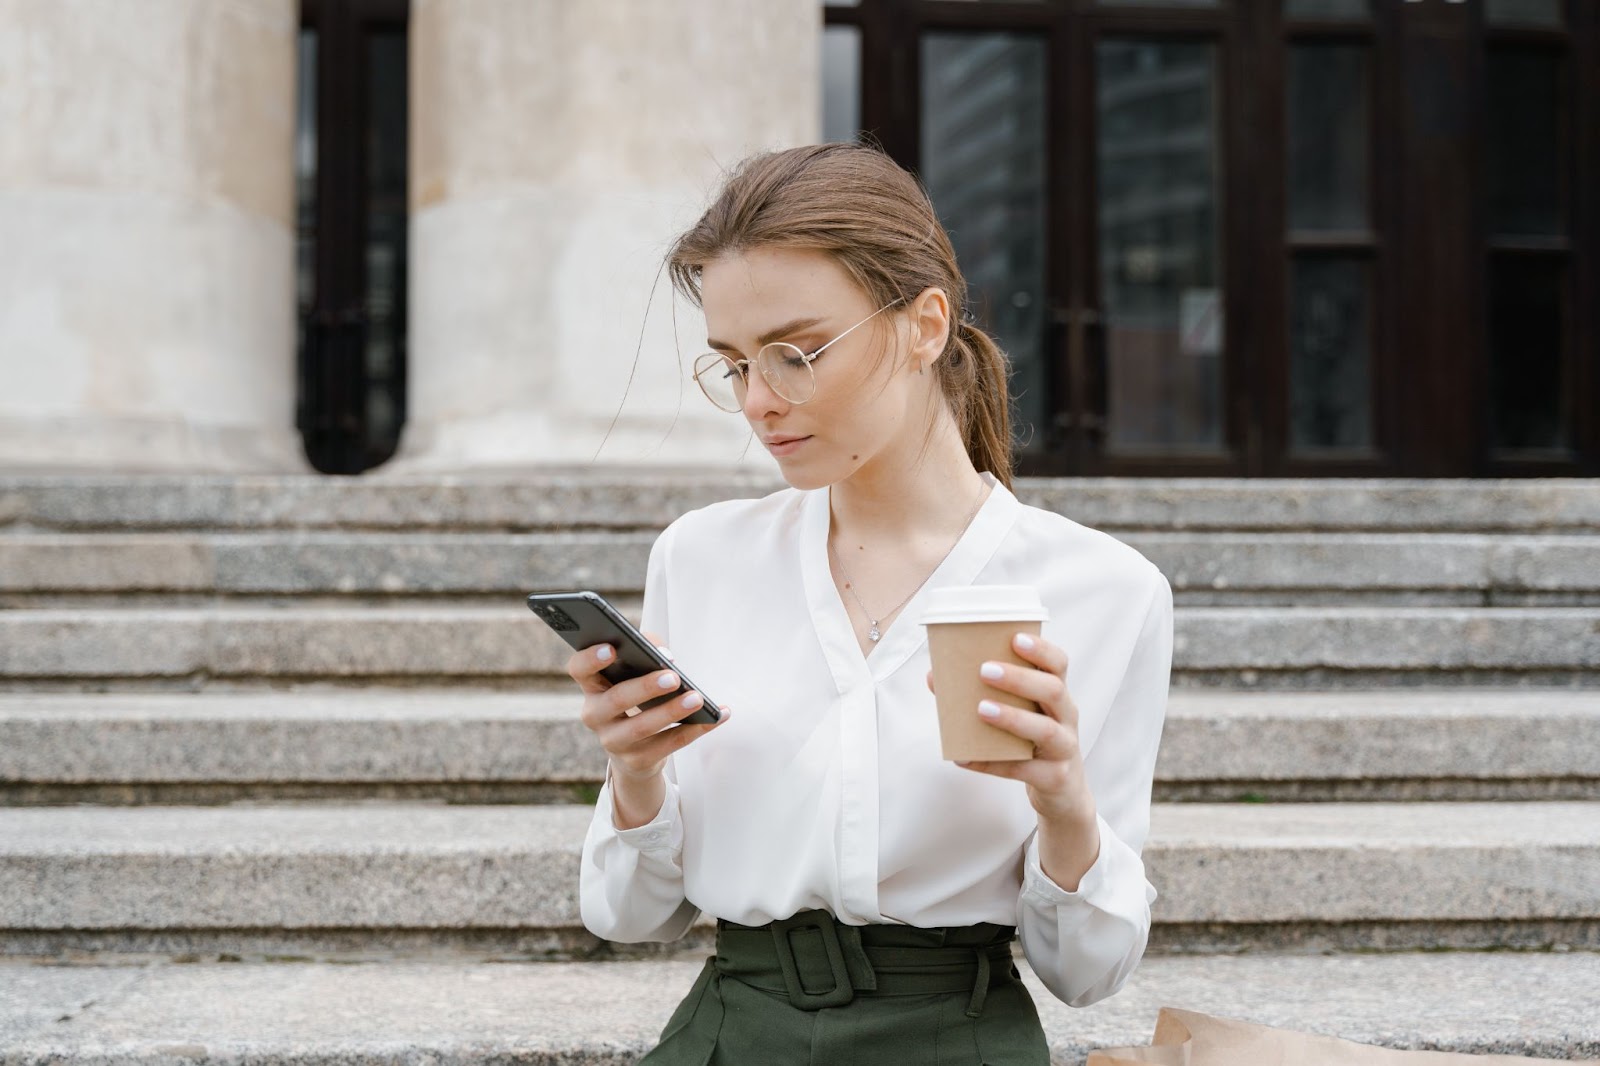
[2,472,1598,1063]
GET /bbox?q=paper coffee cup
[919,586,1050,762]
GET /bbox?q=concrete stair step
[1156,689,1600,801]
[0,531,653,599]
[2,953,1597,1064]
[2,605,1597,687]
[3,531,1597,606]
[3,690,1597,805]
[5,473,1599,532]
[1139,531,1599,606]
[2,801,1596,956]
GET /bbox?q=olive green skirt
[639,909,1050,1066]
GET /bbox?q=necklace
[828,478,989,643]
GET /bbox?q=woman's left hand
[925,631,1096,827]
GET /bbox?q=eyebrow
[706,316,828,354]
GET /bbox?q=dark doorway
[826,0,1598,477]
[296,0,409,475]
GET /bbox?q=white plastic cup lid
[918,585,1049,625]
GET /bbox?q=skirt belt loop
[835,923,878,992]
[964,945,991,1019]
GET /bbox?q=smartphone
[527,590,722,726]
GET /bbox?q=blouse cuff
[1020,811,1133,909]
[600,764,684,854]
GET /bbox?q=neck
[827,409,990,548]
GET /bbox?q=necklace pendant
[869,624,881,642]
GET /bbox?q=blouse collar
[799,469,1021,689]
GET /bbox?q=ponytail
[936,315,1014,492]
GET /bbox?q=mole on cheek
[851,454,859,460]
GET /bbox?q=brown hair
[664,142,1015,491]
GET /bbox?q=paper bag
[1087,1006,1600,1065]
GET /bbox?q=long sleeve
[1016,567,1174,1007]
[577,520,702,943]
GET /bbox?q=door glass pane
[1286,0,1369,19]
[1489,256,1569,452]
[364,28,408,465]
[921,33,1049,454]
[1290,257,1372,451]
[1288,45,1370,231]
[295,30,317,321]
[1096,39,1224,452]
[1486,0,1562,27]
[822,25,861,143]
[1486,48,1563,237]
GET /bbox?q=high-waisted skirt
[638,908,1051,1065]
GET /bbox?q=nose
[740,364,790,422]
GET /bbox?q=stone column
[398,0,817,472]
[0,0,304,472]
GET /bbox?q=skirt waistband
[713,908,1018,1017]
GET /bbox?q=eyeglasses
[692,298,906,413]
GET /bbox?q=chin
[771,455,834,492]
[779,471,828,492]
[780,459,857,495]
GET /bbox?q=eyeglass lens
[695,344,815,411]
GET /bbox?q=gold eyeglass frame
[692,297,906,413]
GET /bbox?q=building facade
[2,0,1595,477]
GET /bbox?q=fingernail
[657,672,679,689]
[978,700,1001,719]
[596,645,613,662]
[682,692,702,708]
[980,662,1004,681]
[659,646,674,659]
[1014,633,1035,651]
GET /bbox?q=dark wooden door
[1273,0,1598,477]
[827,0,1599,477]
[842,0,1245,476]
[1472,0,1598,476]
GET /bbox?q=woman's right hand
[566,630,729,787]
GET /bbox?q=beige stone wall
[397,0,816,471]
[0,0,820,473]
[0,0,303,471]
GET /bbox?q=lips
[764,435,812,457]
[763,435,810,446]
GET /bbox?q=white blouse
[579,469,1174,1008]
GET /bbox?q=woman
[566,143,1173,1064]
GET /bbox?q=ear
[907,286,952,370]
